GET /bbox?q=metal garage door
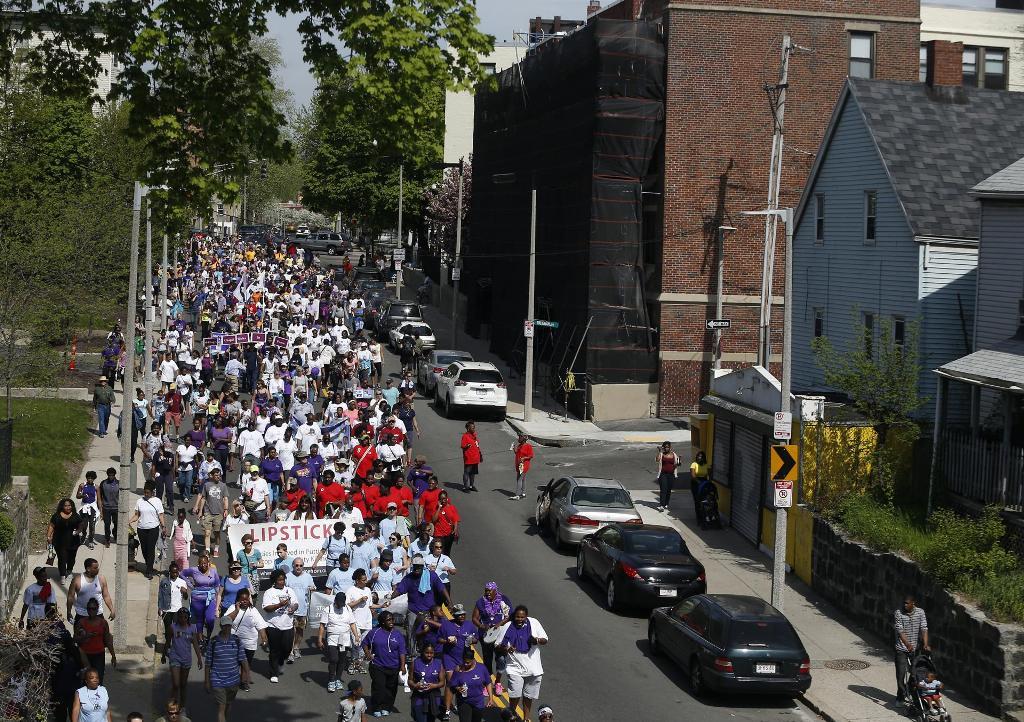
[712,418,732,483]
[731,426,764,545]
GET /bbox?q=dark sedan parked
[576,524,706,611]
[648,594,811,697]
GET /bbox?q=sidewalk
[12,388,162,719]
[630,486,1001,722]
[418,302,690,447]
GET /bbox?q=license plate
[755,663,777,674]
[474,388,490,394]
[659,588,677,597]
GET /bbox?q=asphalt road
[168,335,814,722]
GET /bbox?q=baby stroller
[907,652,952,722]
[695,478,722,529]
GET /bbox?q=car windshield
[571,485,632,509]
[437,354,471,366]
[730,621,798,648]
[458,369,503,384]
[624,530,686,554]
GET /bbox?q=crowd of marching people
[35,230,552,722]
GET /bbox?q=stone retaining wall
[812,517,1024,717]
[0,477,30,619]
[8,387,91,401]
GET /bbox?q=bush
[837,494,928,554]
[918,507,1017,587]
[960,572,1024,623]
[0,512,14,551]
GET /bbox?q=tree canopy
[1,0,494,220]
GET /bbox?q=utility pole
[115,181,143,649]
[758,35,794,368]
[524,188,537,423]
[451,161,464,348]
[711,226,736,389]
[397,163,404,298]
[144,201,153,391]
[160,234,169,331]
[743,207,795,611]
[242,174,248,225]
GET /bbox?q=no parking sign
[773,480,793,508]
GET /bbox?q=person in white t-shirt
[498,605,549,722]
[128,482,166,578]
[262,569,299,683]
[318,592,360,692]
[175,438,200,504]
[158,353,179,392]
[345,570,375,673]
[224,588,269,689]
[237,422,265,468]
[241,468,271,523]
[158,562,189,663]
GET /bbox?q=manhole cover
[824,659,870,671]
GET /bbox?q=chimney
[587,0,602,16]
[925,40,964,87]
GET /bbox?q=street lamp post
[397,163,404,298]
[741,207,794,611]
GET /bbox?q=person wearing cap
[498,605,549,722]
[92,376,115,437]
[445,646,493,721]
[348,525,380,574]
[537,706,554,721]
[424,540,456,595]
[288,450,316,499]
[241,466,270,523]
[318,591,360,693]
[259,445,285,505]
[203,614,249,719]
[473,582,512,685]
[394,555,450,661]
[263,413,287,447]
[361,610,406,717]
[337,495,364,542]
[377,501,411,545]
[218,561,252,616]
[439,603,477,675]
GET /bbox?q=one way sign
[705,319,731,330]
[769,444,798,482]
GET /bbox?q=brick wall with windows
[655,0,920,415]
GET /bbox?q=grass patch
[837,494,1024,622]
[9,398,92,510]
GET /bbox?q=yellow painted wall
[760,504,815,585]
[800,422,877,506]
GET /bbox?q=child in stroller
[695,477,721,529]
[911,653,952,721]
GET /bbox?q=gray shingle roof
[973,156,1024,196]
[937,336,1024,390]
[850,79,1024,240]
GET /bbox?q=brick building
[467,0,921,418]
[637,0,921,415]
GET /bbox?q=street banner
[227,518,337,569]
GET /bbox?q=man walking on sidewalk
[204,616,249,722]
[92,376,115,437]
[894,594,930,703]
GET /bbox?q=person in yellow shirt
[689,451,709,517]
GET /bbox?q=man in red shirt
[512,432,535,500]
[348,481,372,519]
[416,475,442,527]
[386,477,414,517]
[376,417,405,446]
[315,469,347,517]
[352,435,377,480]
[284,479,306,511]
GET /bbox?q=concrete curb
[504,417,591,448]
[799,691,843,722]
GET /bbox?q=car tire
[606,578,620,611]
[575,549,587,581]
[689,657,707,697]
[327,246,338,255]
[648,623,660,656]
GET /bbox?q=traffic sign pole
[773,207,795,612]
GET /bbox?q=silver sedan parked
[416,349,474,397]
[535,477,643,548]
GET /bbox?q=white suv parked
[435,361,507,420]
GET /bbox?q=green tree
[2,0,494,221]
[812,315,925,502]
[301,75,445,234]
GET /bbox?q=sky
[267,0,592,108]
[268,0,1001,107]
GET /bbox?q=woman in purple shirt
[410,643,445,722]
[446,647,492,722]
[472,581,512,684]
[439,605,477,676]
[208,417,233,478]
[166,608,203,709]
[180,554,221,643]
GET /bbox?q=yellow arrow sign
[770,444,798,482]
